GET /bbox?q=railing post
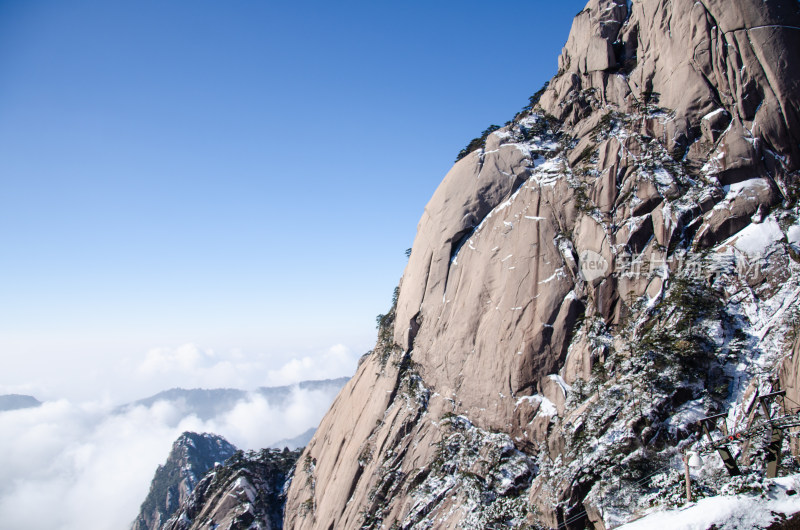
[683,453,692,504]
[766,426,783,478]
[759,391,786,478]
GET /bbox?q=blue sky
[0,0,586,401]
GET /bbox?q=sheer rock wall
[284,1,800,528]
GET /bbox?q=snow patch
[787,224,800,245]
[723,178,770,196]
[538,268,566,285]
[619,473,800,530]
[665,399,706,436]
[548,374,572,396]
[730,218,783,255]
[538,397,557,416]
[703,108,726,121]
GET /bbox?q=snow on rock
[729,218,784,255]
[665,399,706,437]
[161,447,301,530]
[537,396,558,417]
[619,474,800,530]
[788,224,800,246]
[548,374,573,396]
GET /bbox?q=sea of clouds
[0,343,359,530]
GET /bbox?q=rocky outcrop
[132,432,237,530]
[284,1,800,528]
[543,0,800,177]
[162,447,300,530]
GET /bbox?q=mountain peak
[161,447,301,530]
[543,0,800,176]
[131,432,237,530]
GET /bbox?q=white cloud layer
[1,339,367,405]
[111,342,360,401]
[131,343,265,394]
[0,385,343,529]
[266,343,359,385]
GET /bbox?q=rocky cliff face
[162,447,300,530]
[132,432,237,530]
[284,0,800,528]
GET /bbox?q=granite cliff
[283,0,800,528]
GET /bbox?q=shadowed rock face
[284,1,800,528]
[161,448,300,530]
[132,432,237,530]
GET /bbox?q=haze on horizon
[0,0,585,404]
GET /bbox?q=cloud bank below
[0,343,357,530]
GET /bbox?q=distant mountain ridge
[117,377,349,420]
[270,427,316,450]
[0,394,41,412]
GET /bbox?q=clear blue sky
[0,0,586,400]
